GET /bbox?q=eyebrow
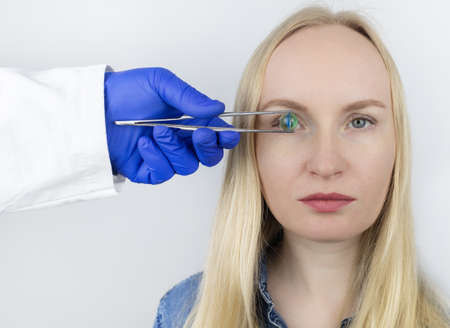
[259,98,386,114]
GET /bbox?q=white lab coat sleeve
[0,64,127,215]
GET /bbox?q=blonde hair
[180,3,450,327]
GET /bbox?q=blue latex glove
[104,67,240,184]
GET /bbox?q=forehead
[260,24,391,109]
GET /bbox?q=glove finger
[174,117,240,149]
[153,125,199,175]
[151,67,225,119]
[136,136,175,184]
[206,117,241,149]
[192,127,223,167]
[171,118,206,152]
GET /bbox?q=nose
[306,130,344,178]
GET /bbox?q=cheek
[355,129,395,192]
[256,136,298,181]
[256,136,298,200]
[357,138,395,223]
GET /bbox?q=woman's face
[255,24,396,242]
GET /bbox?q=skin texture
[255,24,396,327]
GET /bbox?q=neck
[267,231,360,316]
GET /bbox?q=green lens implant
[279,112,299,132]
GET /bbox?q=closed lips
[299,192,355,201]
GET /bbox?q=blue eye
[348,117,375,130]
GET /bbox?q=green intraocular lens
[279,112,299,132]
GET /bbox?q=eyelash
[271,114,377,131]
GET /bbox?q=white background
[0,0,449,327]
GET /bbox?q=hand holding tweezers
[113,110,294,133]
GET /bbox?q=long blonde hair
[181,4,450,327]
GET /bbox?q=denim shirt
[152,248,354,328]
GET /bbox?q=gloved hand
[104,67,240,184]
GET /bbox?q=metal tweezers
[114,110,294,133]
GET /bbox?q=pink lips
[298,192,356,213]
[300,199,354,212]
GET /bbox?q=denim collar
[257,246,354,328]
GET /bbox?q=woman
[153,4,449,328]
